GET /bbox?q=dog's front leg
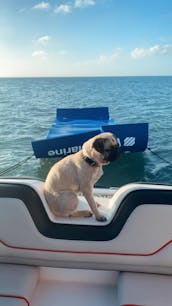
[83,189,107,222]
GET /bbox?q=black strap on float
[0,154,34,176]
[147,147,172,166]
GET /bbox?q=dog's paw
[84,211,93,218]
[96,215,107,222]
[69,210,93,218]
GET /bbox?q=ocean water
[0,76,172,187]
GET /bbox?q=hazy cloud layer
[131,45,172,59]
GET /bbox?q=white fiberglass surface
[31,268,118,306]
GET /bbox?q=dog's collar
[81,153,99,167]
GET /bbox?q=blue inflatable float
[32,107,148,158]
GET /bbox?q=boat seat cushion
[0,264,39,305]
[0,297,27,306]
[118,272,172,306]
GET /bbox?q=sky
[0,0,172,77]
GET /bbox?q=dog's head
[82,132,120,165]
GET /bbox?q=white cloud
[32,2,50,10]
[32,50,48,60]
[157,44,172,54]
[35,35,51,45]
[54,4,71,14]
[75,0,95,8]
[73,51,121,76]
[131,48,146,59]
[97,49,121,64]
[131,44,172,59]
[32,0,95,14]
[76,49,121,68]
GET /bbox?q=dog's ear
[93,138,105,153]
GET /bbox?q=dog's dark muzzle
[104,145,121,162]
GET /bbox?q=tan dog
[44,132,120,222]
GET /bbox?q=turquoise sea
[0,76,172,187]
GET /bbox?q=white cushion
[0,264,39,305]
[118,272,172,306]
[0,297,26,306]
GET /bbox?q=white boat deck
[0,178,119,225]
[1,179,172,305]
[31,268,118,306]
[2,264,172,306]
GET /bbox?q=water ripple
[0,76,172,187]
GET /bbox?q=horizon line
[0,74,172,79]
